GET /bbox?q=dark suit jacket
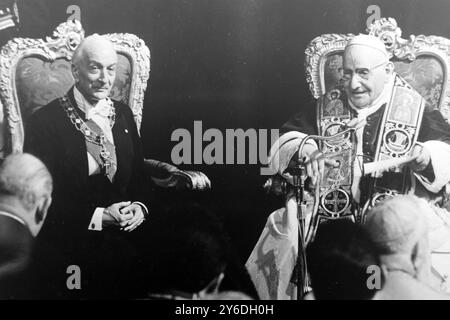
[0,213,70,299]
[0,214,33,299]
[23,88,152,298]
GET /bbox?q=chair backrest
[305,17,450,122]
[0,20,150,155]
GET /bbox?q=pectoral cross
[323,189,349,214]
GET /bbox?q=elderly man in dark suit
[0,153,53,299]
[24,34,152,298]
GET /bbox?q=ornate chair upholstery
[305,17,450,121]
[0,20,209,189]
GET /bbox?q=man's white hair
[72,33,116,66]
[0,153,52,210]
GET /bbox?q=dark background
[5,0,450,262]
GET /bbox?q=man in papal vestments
[246,34,450,300]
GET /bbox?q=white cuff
[268,131,317,184]
[414,140,450,193]
[88,207,104,231]
[133,201,149,216]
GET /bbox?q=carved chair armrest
[144,159,211,190]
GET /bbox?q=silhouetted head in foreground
[142,203,233,299]
[307,219,381,300]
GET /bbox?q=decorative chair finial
[45,19,85,60]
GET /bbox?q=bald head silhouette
[0,153,53,237]
[365,195,430,281]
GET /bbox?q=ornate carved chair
[304,17,450,207]
[304,17,450,291]
[0,20,209,190]
[250,17,450,300]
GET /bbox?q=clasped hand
[102,201,146,232]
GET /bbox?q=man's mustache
[93,86,111,90]
[351,90,366,94]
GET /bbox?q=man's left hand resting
[102,201,145,232]
[120,203,146,232]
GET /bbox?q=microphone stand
[293,159,309,300]
[292,127,356,300]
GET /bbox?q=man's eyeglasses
[341,61,387,82]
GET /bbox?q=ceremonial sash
[369,76,425,207]
[84,119,117,182]
[316,75,425,222]
[316,87,355,222]
[60,96,118,182]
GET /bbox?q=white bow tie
[86,98,113,120]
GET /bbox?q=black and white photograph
[0,0,450,307]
